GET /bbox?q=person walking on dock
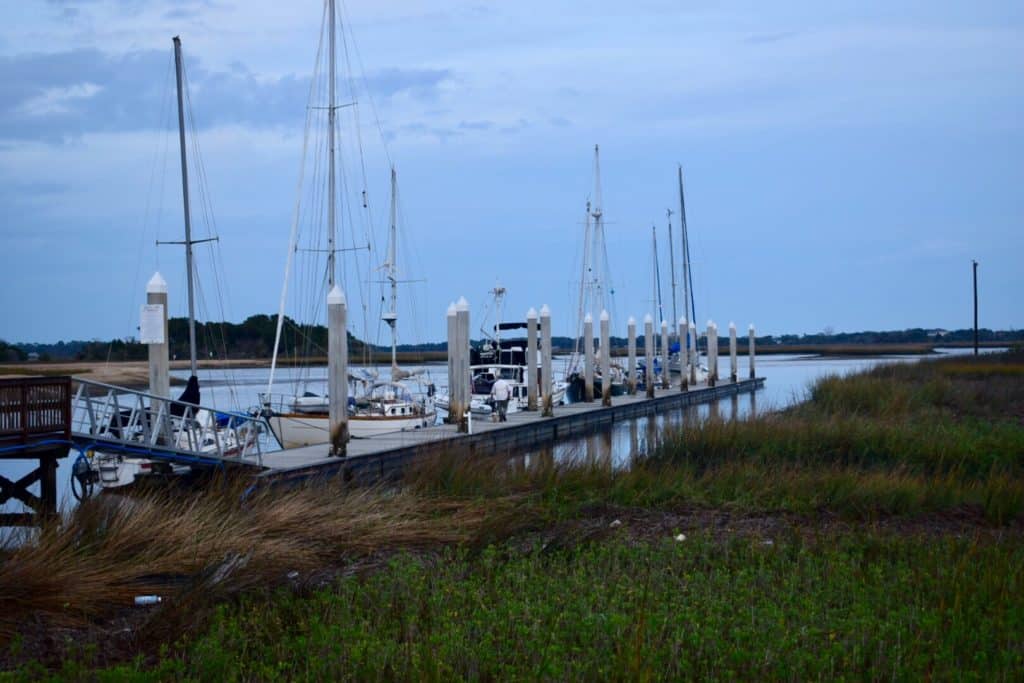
[491,376,512,422]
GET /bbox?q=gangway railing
[71,378,273,469]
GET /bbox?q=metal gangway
[71,378,275,470]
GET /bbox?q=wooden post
[599,310,611,406]
[540,304,553,416]
[627,316,637,395]
[644,314,655,398]
[748,324,756,379]
[678,317,688,391]
[145,272,170,399]
[583,313,595,402]
[456,296,470,433]
[526,307,538,411]
[327,285,349,456]
[729,322,738,383]
[446,302,458,423]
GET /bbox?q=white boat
[262,2,434,448]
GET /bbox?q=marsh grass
[2,350,1023,675]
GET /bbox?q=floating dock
[257,377,764,485]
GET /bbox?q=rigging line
[269,0,327,397]
[339,0,393,168]
[182,61,239,400]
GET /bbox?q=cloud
[0,48,453,142]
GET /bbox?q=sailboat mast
[590,145,605,312]
[666,208,677,334]
[677,165,691,335]
[172,36,198,377]
[387,167,398,369]
[652,225,664,325]
[327,0,337,288]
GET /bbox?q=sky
[1,0,1021,346]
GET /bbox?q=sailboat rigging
[261,0,435,447]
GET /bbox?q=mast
[172,36,198,377]
[384,167,398,369]
[666,208,677,335]
[677,165,692,344]
[590,145,605,313]
[327,0,337,288]
[652,225,664,325]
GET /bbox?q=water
[0,347,1003,518]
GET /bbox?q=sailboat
[261,1,435,448]
[668,166,707,381]
[565,144,627,403]
[90,36,263,488]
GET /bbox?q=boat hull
[270,411,435,448]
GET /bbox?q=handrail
[71,377,272,468]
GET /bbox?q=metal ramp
[70,378,273,470]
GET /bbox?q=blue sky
[1,0,1021,345]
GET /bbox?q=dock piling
[707,321,718,387]
[600,310,611,406]
[446,302,459,424]
[729,322,738,383]
[679,317,688,391]
[527,307,538,411]
[540,305,553,416]
[456,297,470,433]
[627,317,637,395]
[749,324,756,380]
[644,315,655,398]
[688,321,698,386]
[660,320,670,389]
[583,313,595,402]
[327,286,349,456]
[145,272,170,399]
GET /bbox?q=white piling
[446,302,459,424]
[627,316,637,395]
[456,296,470,433]
[660,320,670,389]
[729,322,738,382]
[599,310,611,406]
[327,286,349,456]
[526,307,538,411]
[144,272,170,399]
[540,305,553,416]
[644,314,655,398]
[583,313,595,402]
[707,321,717,387]
[678,317,688,391]
[688,321,698,386]
[749,324,756,379]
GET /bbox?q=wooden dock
[256,377,764,485]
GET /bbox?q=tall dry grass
[0,480,517,643]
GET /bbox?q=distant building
[926,329,949,339]
[27,352,40,362]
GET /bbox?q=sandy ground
[0,359,272,389]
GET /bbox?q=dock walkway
[256,377,764,484]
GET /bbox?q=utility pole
[972,260,979,356]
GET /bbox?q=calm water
[0,347,1002,516]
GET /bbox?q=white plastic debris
[609,519,622,528]
[762,539,774,546]
[287,570,300,580]
[134,595,162,606]
[674,533,687,542]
